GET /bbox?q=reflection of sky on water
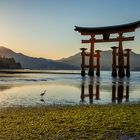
[0,71,140,108]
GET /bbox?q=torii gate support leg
[88,35,95,77]
[118,32,125,78]
[80,48,87,77]
[111,46,118,77]
[96,50,101,77]
[125,49,131,77]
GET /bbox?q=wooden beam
[84,94,90,97]
[82,40,91,43]
[82,36,134,44]
[95,36,134,43]
[85,65,97,68]
[85,53,97,57]
[80,28,135,35]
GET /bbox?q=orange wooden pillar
[118,32,125,78]
[88,35,95,77]
[95,50,101,76]
[80,48,87,77]
[111,46,118,77]
[125,49,131,77]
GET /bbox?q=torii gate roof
[75,21,140,34]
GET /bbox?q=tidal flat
[1,71,140,107]
[0,104,140,140]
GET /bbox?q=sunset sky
[0,0,140,59]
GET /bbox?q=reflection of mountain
[0,46,78,70]
[59,51,140,70]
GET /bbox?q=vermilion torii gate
[75,21,140,78]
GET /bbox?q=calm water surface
[0,70,140,108]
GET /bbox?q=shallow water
[0,70,140,108]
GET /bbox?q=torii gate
[75,21,140,78]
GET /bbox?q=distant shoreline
[0,69,80,74]
[0,69,140,75]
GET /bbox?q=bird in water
[40,90,46,96]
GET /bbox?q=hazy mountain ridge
[0,46,78,70]
[59,50,140,70]
[0,46,140,70]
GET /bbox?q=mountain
[1,46,140,70]
[59,50,140,71]
[0,46,78,70]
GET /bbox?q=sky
[0,0,140,60]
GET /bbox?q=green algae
[0,104,140,140]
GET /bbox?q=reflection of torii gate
[75,21,140,78]
[112,83,129,103]
[80,79,130,104]
[80,79,100,104]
